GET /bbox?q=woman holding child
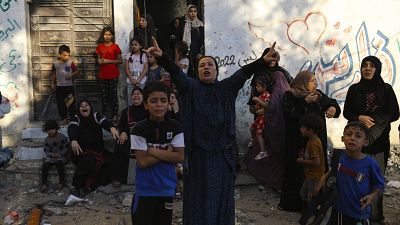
[147,37,279,225]
[279,70,341,212]
[246,49,291,191]
[343,55,399,224]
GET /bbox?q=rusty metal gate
[30,0,113,120]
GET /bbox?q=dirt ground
[1,167,399,225]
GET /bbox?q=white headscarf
[182,5,204,48]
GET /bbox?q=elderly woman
[68,100,119,197]
[344,56,399,223]
[147,37,278,225]
[279,71,341,212]
[112,87,147,187]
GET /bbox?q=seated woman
[112,87,147,187]
[68,100,119,197]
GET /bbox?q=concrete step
[22,126,113,141]
[17,126,116,161]
[0,159,75,187]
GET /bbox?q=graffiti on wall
[246,11,396,103]
[0,49,21,73]
[0,82,20,108]
[0,1,24,109]
[300,22,396,102]
[248,11,327,55]
[0,0,17,12]
[0,18,21,41]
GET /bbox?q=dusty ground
[1,167,399,225]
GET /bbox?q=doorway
[29,0,113,120]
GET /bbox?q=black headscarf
[358,56,384,92]
[76,99,98,129]
[128,87,147,127]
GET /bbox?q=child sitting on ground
[297,113,325,204]
[40,120,69,192]
[251,76,271,160]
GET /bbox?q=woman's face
[188,7,197,20]
[79,101,91,117]
[131,90,143,106]
[198,57,217,83]
[307,75,318,92]
[170,93,176,105]
[361,61,376,80]
[139,17,147,28]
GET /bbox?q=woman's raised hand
[145,37,163,57]
[263,42,279,64]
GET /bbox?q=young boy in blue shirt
[318,121,385,225]
[130,81,184,225]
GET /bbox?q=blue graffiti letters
[0,49,21,73]
[0,0,17,12]
[0,18,21,41]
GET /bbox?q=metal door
[30,0,112,120]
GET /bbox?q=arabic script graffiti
[0,49,21,73]
[300,22,396,102]
[0,18,21,41]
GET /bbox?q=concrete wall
[0,1,30,147]
[204,0,400,148]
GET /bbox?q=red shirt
[96,43,122,79]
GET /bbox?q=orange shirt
[303,137,325,180]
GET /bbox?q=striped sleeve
[171,133,185,148]
[130,134,147,151]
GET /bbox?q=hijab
[77,99,94,120]
[183,5,204,47]
[358,56,385,93]
[290,70,314,98]
[128,87,147,127]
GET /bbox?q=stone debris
[1,146,400,224]
[387,180,400,188]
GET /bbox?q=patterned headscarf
[182,5,204,48]
[290,70,314,98]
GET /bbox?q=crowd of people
[39,4,399,225]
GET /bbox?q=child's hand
[166,145,174,152]
[98,58,106,64]
[65,74,73,80]
[360,193,376,209]
[51,84,56,93]
[252,96,260,103]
